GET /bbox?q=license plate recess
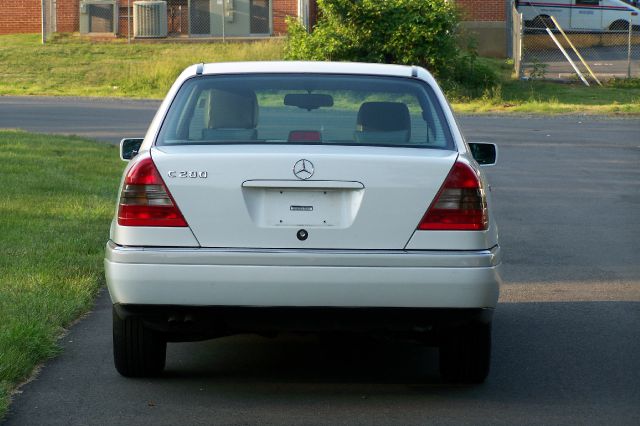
[241,180,364,228]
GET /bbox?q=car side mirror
[120,138,144,161]
[468,142,498,166]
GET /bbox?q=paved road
[521,36,640,78]
[0,96,160,144]
[1,97,639,425]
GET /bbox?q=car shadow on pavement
[162,333,441,384]
[4,292,639,426]
[157,301,640,403]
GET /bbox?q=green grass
[0,33,638,114]
[451,80,640,114]
[449,57,640,114]
[0,34,284,98]
[0,130,123,419]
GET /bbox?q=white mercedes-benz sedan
[105,61,502,383]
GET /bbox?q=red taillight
[417,161,488,231]
[117,154,188,227]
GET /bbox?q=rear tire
[439,322,491,384]
[609,20,630,31]
[532,15,555,29]
[113,306,167,377]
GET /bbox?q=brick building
[0,0,309,37]
[1,0,507,56]
[1,0,80,34]
[456,0,509,57]
[1,1,40,34]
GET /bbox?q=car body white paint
[517,0,640,30]
[106,61,501,309]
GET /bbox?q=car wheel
[609,20,630,31]
[532,15,555,29]
[439,322,491,383]
[113,306,167,377]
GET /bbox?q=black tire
[532,15,555,29]
[439,322,491,384]
[113,306,167,377]
[609,20,630,31]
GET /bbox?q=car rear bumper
[105,241,501,309]
[113,304,495,342]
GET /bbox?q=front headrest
[356,102,410,132]
[209,89,258,129]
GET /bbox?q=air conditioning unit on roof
[134,1,168,38]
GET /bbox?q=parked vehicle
[517,0,640,31]
[105,61,502,383]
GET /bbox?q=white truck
[516,0,640,31]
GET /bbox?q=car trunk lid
[151,144,457,249]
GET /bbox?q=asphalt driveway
[1,97,639,425]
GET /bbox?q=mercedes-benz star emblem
[293,159,314,180]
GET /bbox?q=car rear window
[156,73,455,150]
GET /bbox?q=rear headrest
[209,89,258,129]
[356,102,410,132]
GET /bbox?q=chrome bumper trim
[106,241,500,268]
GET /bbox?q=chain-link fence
[512,2,640,82]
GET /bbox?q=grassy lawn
[452,80,640,115]
[450,58,640,114]
[0,34,639,114]
[0,130,123,419]
[0,34,284,99]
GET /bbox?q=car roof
[198,61,417,78]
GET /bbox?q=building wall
[6,1,502,41]
[0,0,81,35]
[0,0,42,34]
[119,6,130,37]
[58,0,80,32]
[0,0,344,35]
[456,0,508,58]
[272,0,296,34]
[309,0,317,29]
[456,0,505,22]
[1,0,298,36]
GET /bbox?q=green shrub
[444,47,501,98]
[285,0,498,94]
[606,77,640,89]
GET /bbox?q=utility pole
[41,0,46,44]
[628,16,632,79]
[222,0,226,42]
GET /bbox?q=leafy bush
[446,52,501,98]
[285,0,498,94]
[528,57,548,80]
[606,77,640,89]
